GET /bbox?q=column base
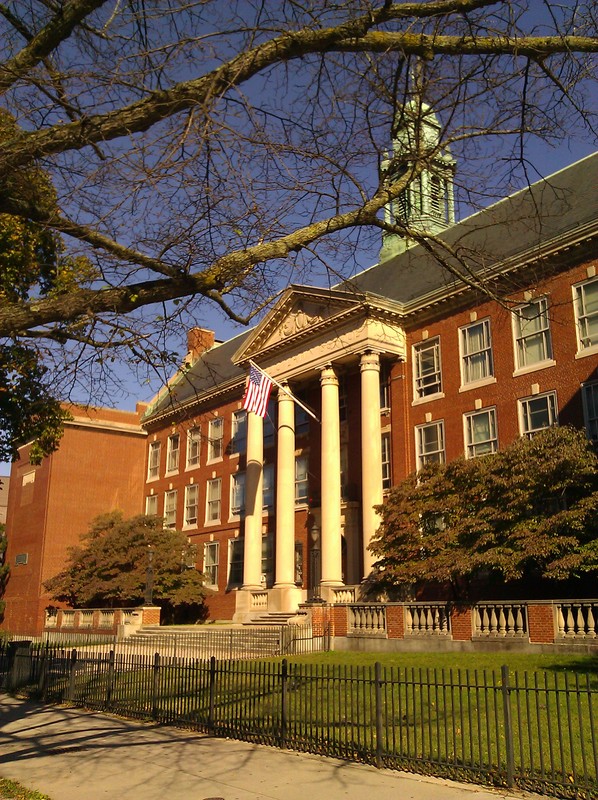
[269,585,305,613]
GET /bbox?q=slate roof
[344,152,598,307]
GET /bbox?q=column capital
[320,364,338,387]
[277,382,294,405]
[359,351,381,373]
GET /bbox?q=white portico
[231,286,406,619]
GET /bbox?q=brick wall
[450,605,473,641]
[528,603,556,644]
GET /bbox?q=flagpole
[248,360,320,423]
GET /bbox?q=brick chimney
[186,327,215,363]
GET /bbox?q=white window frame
[379,365,390,411]
[166,433,180,474]
[573,278,598,354]
[295,454,309,505]
[581,382,598,443]
[184,483,199,527]
[164,490,177,528]
[464,408,498,458]
[186,427,201,468]
[381,432,391,490]
[203,542,219,588]
[228,538,244,587]
[147,441,160,480]
[230,472,245,518]
[415,421,445,469]
[145,495,158,516]
[518,392,558,438]
[262,463,275,510]
[460,319,493,385]
[413,338,442,400]
[207,417,224,462]
[230,410,247,455]
[512,298,553,371]
[206,477,222,523]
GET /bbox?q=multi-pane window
[295,405,310,437]
[263,400,276,447]
[413,338,442,398]
[145,495,158,516]
[581,382,598,443]
[147,441,160,480]
[519,392,558,438]
[203,542,219,587]
[381,432,391,490]
[228,538,244,586]
[295,454,309,504]
[230,410,247,455]
[184,484,199,527]
[261,535,273,585]
[513,298,552,369]
[339,376,348,422]
[230,472,245,517]
[206,478,222,523]
[460,320,493,384]
[166,433,180,473]
[574,279,598,350]
[208,417,224,461]
[416,421,445,468]
[263,464,275,509]
[164,490,177,528]
[464,408,498,458]
[379,365,390,411]
[186,427,201,468]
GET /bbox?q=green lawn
[0,778,51,800]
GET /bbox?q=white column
[242,410,263,589]
[360,352,383,578]
[274,384,296,588]
[320,365,343,587]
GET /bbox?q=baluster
[576,605,586,636]
[556,606,566,637]
[474,607,482,636]
[516,606,524,634]
[405,605,413,634]
[566,606,575,636]
[426,606,433,632]
[587,606,596,637]
[506,607,515,635]
[498,607,506,636]
[490,607,498,634]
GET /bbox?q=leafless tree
[0,0,596,402]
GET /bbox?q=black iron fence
[1,642,596,800]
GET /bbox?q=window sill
[206,457,223,466]
[183,522,198,530]
[459,377,497,393]
[204,519,221,527]
[412,392,445,407]
[146,476,159,483]
[165,469,180,478]
[185,463,200,471]
[512,359,556,378]
[575,344,598,360]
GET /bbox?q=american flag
[243,364,273,417]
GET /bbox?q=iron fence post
[152,652,160,721]
[68,649,78,702]
[280,659,288,747]
[375,661,384,769]
[106,650,115,709]
[501,664,515,788]
[209,655,216,732]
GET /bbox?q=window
[208,417,223,461]
[230,472,245,517]
[429,174,442,217]
[339,376,347,422]
[413,338,442,399]
[263,464,275,509]
[184,484,199,527]
[295,404,310,437]
[230,410,247,455]
[147,441,160,480]
[340,444,349,500]
[166,433,180,473]
[381,432,391,490]
[460,320,493,384]
[416,421,445,468]
[379,365,390,411]
[164,490,177,528]
[574,278,598,350]
[582,382,598,443]
[228,538,244,587]
[261,535,273,585]
[145,495,158,516]
[203,542,219,587]
[519,392,558,438]
[206,478,222,523]
[464,408,498,458]
[263,399,276,447]
[295,454,309,504]
[186,427,201,468]
[513,298,552,369]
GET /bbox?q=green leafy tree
[44,512,208,623]
[369,427,598,599]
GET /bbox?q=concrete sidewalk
[0,695,550,800]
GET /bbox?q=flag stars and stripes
[243,364,273,417]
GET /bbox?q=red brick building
[140,151,598,622]
[2,406,147,635]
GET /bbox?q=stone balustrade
[44,606,160,636]
[473,603,528,638]
[556,602,598,638]
[405,603,451,636]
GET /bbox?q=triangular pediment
[233,285,370,364]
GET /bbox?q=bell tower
[379,101,456,262]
